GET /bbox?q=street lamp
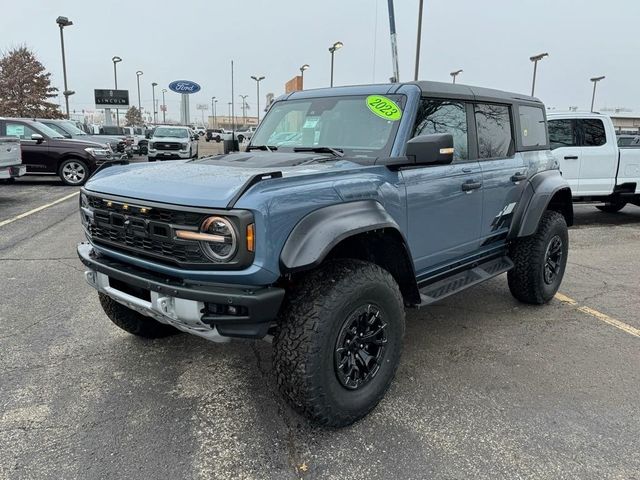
[250,75,265,124]
[136,70,143,115]
[239,95,249,126]
[450,69,463,84]
[112,56,122,126]
[211,96,217,128]
[328,41,343,87]
[56,16,73,119]
[590,76,605,113]
[151,82,158,124]
[161,89,167,124]
[228,102,233,129]
[529,52,548,97]
[299,65,309,90]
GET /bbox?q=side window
[548,119,576,150]
[45,123,67,136]
[413,99,468,161]
[618,137,632,147]
[579,119,606,147]
[474,104,513,159]
[519,106,547,148]
[5,122,37,140]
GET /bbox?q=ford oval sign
[168,80,201,94]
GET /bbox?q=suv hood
[85,151,370,208]
[151,136,190,143]
[52,137,110,148]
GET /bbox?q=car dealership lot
[1,181,639,479]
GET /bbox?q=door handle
[461,167,474,173]
[564,155,579,160]
[510,173,527,183]
[461,180,482,192]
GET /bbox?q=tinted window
[43,123,69,136]
[519,106,547,147]
[579,119,606,147]
[548,119,576,150]
[414,99,468,161]
[618,137,633,146]
[475,104,513,159]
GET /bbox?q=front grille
[86,195,212,266]
[154,142,181,151]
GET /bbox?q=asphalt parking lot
[1,174,639,479]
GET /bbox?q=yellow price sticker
[366,95,402,121]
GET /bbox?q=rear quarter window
[579,119,607,147]
[519,106,548,148]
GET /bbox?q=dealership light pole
[529,52,548,97]
[151,82,158,124]
[250,75,265,123]
[590,76,605,112]
[56,16,73,118]
[387,0,400,82]
[299,65,309,89]
[329,41,343,87]
[414,0,424,80]
[161,88,167,123]
[450,69,463,84]
[135,70,143,114]
[112,56,122,126]
[239,95,248,126]
[228,102,232,128]
[211,97,217,127]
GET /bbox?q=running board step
[418,256,514,306]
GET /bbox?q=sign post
[94,89,129,128]
[168,80,201,125]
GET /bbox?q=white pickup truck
[0,136,25,182]
[548,112,640,212]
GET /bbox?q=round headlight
[200,216,237,261]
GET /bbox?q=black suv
[0,117,119,186]
[37,118,128,157]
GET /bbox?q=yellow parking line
[0,191,79,228]
[555,293,640,338]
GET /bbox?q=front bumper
[0,164,26,179]
[148,150,191,160]
[77,243,285,340]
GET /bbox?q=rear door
[548,118,581,192]
[402,98,483,273]
[575,118,617,195]
[474,103,527,243]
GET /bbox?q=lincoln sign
[168,80,201,94]
[94,89,129,109]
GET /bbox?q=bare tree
[0,46,63,118]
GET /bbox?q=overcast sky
[3,0,639,121]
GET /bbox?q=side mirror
[31,133,44,144]
[406,133,454,165]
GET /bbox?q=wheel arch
[516,171,573,238]
[280,201,421,305]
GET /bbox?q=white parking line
[0,191,79,228]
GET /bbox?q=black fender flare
[280,200,405,272]
[514,170,573,238]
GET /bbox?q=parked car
[36,118,128,158]
[205,128,233,143]
[0,117,119,186]
[0,136,25,182]
[78,81,572,427]
[235,126,257,143]
[121,126,149,155]
[617,134,640,148]
[95,125,134,157]
[147,126,199,161]
[194,126,206,136]
[548,112,640,212]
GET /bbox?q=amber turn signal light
[246,223,255,252]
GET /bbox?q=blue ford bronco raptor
[78,81,573,427]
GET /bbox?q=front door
[3,121,51,173]
[548,118,581,192]
[402,98,482,274]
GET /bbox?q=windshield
[154,127,189,138]
[250,95,405,158]
[33,122,65,139]
[60,121,87,135]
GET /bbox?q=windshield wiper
[246,145,278,152]
[293,146,344,157]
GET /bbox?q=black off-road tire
[596,202,626,213]
[99,293,180,338]
[273,259,405,427]
[508,210,569,304]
